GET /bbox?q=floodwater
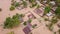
[0,0,57,34]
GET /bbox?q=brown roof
[23,26,31,34]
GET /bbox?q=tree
[30,3,37,8]
[54,32,56,34]
[10,5,15,11]
[55,6,60,19]
[23,21,27,25]
[14,2,20,7]
[44,6,51,15]
[29,0,36,3]
[51,17,58,24]
[12,14,20,26]
[0,8,2,11]
[28,19,32,23]
[4,14,21,29]
[58,29,60,34]
[48,17,58,31]
[55,6,60,15]
[22,1,27,8]
[55,0,60,6]
[4,17,14,28]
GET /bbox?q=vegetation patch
[44,6,51,15]
[7,31,14,34]
[10,5,15,11]
[4,14,24,29]
[55,6,60,19]
[0,8,2,12]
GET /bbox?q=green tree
[55,6,60,19]
[55,0,60,5]
[30,3,37,8]
[28,19,32,23]
[4,14,21,29]
[44,6,51,15]
[4,17,14,28]
[12,14,20,26]
[51,18,58,24]
[54,32,56,34]
[22,1,27,8]
[23,21,27,25]
[0,8,2,12]
[29,0,36,3]
[58,29,60,34]
[10,5,15,11]
[14,2,20,7]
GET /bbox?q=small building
[46,12,52,17]
[23,26,31,34]
[49,1,56,6]
[34,7,44,16]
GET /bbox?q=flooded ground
[0,0,59,34]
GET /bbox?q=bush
[10,5,15,11]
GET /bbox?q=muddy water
[0,0,55,34]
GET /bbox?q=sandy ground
[0,0,58,34]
